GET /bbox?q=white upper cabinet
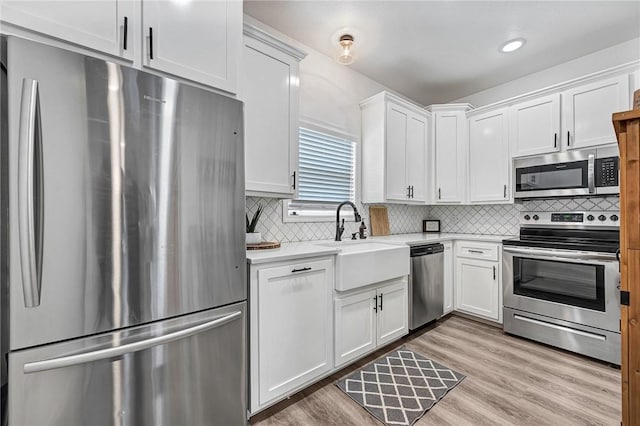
[1,0,242,93]
[385,103,410,201]
[562,75,630,150]
[142,0,241,93]
[430,105,471,204]
[361,92,429,204]
[468,108,511,203]
[406,114,428,202]
[510,94,561,158]
[241,25,306,197]
[1,0,134,60]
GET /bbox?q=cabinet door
[385,102,409,201]
[377,280,409,346]
[1,0,133,60]
[455,258,500,321]
[468,109,510,203]
[243,38,297,196]
[562,75,629,150]
[510,94,560,157]
[257,259,333,405]
[335,289,377,368]
[434,112,464,203]
[406,113,427,202]
[142,0,240,93]
[443,242,454,315]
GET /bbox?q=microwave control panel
[595,157,619,187]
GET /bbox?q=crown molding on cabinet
[243,23,307,61]
[465,60,640,117]
[360,91,429,117]
[424,103,474,113]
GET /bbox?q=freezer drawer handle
[18,78,44,308]
[23,310,243,374]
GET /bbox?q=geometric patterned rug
[336,349,465,426]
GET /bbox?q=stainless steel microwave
[514,147,619,199]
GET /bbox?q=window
[283,127,357,222]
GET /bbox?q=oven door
[503,246,619,332]
[514,152,594,199]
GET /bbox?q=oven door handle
[503,246,617,262]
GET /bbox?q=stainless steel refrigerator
[0,35,247,425]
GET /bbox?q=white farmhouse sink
[315,241,409,291]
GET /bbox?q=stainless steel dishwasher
[409,243,444,330]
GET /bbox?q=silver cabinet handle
[567,131,570,146]
[468,249,484,254]
[24,311,243,374]
[438,188,441,200]
[554,133,557,148]
[291,267,311,273]
[587,153,595,194]
[493,265,496,280]
[18,78,43,308]
[503,184,507,198]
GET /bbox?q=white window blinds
[296,127,356,203]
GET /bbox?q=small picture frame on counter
[422,219,440,233]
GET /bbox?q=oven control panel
[521,211,620,227]
[551,213,583,222]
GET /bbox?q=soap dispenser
[358,221,367,239]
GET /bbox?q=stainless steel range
[502,211,620,364]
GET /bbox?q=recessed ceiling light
[500,38,526,53]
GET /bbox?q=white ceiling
[244,1,640,105]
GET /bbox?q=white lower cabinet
[334,289,377,367]
[454,241,502,323]
[442,241,454,315]
[250,257,334,413]
[334,278,408,368]
[455,258,501,322]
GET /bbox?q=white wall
[454,37,640,108]
[243,15,414,140]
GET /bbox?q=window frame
[282,120,361,223]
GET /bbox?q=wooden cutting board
[247,241,281,250]
[369,206,390,236]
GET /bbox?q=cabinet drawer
[456,241,499,261]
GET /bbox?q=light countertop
[246,233,514,265]
[369,232,513,246]
[246,242,341,265]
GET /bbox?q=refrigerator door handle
[18,78,43,308]
[23,310,242,374]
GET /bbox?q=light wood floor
[251,315,621,426]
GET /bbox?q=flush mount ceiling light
[337,34,355,65]
[500,38,526,53]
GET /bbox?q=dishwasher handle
[410,243,444,257]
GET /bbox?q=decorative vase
[246,232,261,244]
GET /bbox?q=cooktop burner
[502,211,620,254]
